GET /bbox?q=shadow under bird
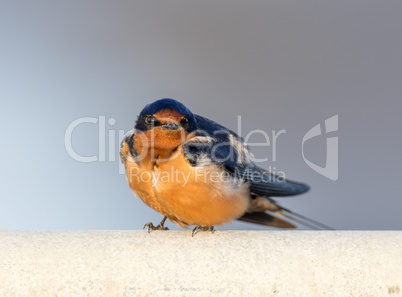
[120,98,330,235]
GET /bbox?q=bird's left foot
[143,217,169,233]
[192,225,215,237]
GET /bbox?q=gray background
[1,1,401,230]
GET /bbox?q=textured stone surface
[0,231,401,296]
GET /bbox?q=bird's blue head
[135,98,197,133]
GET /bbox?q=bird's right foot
[192,225,215,237]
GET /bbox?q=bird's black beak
[161,123,180,130]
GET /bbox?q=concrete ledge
[0,231,401,296]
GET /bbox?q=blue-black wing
[184,115,310,197]
[235,165,310,197]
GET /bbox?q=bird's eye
[181,117,189,125]
[145,115,154,125]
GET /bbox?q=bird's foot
[143,217,169,233]
[192,225,215,237]
[143,222,169,233]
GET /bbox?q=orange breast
[153,150,249,226]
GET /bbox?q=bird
[120,98,330,235]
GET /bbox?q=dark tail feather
[238,212,296,228]
[238,208,334,230]
[278,206,334,230]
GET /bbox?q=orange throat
[134,128,190,161]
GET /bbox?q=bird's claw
[192,225,215,237]
[143,222,169,233]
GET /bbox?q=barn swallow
[120,98,331,235]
